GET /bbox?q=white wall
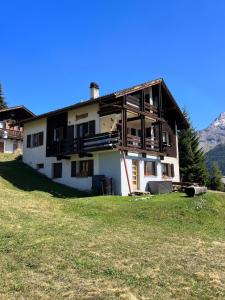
[67,103,100,134]
[0,139,23,153]
[23,118,47,173]
[120,152,180,195]
[98,151,122,195]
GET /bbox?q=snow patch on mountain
[199,112,225,152]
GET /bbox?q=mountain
[199,112,225,152]
[205,144,225,175]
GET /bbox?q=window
[54,127,64,142]
[52,163,62,178]
[162,163,174,178]
[162,131,171,145]
[78,160,93,177]
[27,132,43,148]
[37,163,44,169]
[71,161,77,177]
[77,120,95,138]
[144,161,157,176]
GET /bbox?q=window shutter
[27,135,31,148]
[171,164,174,177]
[39,132,44,146]
[88,160,94,176]
[89,120,95,136]
[71,161,77,177]
[153,162,157,176]
[168,164,171,177]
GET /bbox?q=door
[132,160,139,191]
[0,141,4,153]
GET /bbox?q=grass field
[0,154,225,299]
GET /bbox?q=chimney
[90,82,99,99]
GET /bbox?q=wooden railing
[47,131,161,157]
[0,128,23,140]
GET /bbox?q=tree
[178,111,208,185]
[210,162,224,191]
[0,82,8,109]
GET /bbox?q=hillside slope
[206,143,225,175]
[0,154,225,299]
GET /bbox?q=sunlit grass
[0,154,225,299]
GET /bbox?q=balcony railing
[0,128,23,140]
[46,131,161,157]
[47,131,119,156]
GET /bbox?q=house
[21,78,188,195]
[0,106,35,153]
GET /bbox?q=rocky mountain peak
[199,112,225,152]
[208,112,225,129]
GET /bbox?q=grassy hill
[0,154,225,299]
[206,143,225,175]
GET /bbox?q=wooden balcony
[46,131,161,157]
[0,128,23,140]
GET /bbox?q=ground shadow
[0,157,87,199]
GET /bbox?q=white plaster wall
[1,139,23,153]
[120,153,161,195]
[98,151,122,195]
[47,154,99,192]
[4,140,13,153]
[67,103,100,134]
[120,153,180,196]
[161,156,180,182]
[23,118,47,173]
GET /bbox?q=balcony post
[121,95,127,148]
[141,90,146,150]
[158,83,163,153]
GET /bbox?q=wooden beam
[158,83,163,153]
[117,145,164,157]
[141,89,146,150]
[123,104,164,122]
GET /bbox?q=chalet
[21,78,188,195]
[0,106,34,153]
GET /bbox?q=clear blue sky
[1,0,225,129]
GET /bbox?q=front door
[132,160,139,191]
[0,141,4,153]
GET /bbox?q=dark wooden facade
[44,81,181,159]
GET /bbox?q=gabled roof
[0,105,35,117]
[19,78,188,128]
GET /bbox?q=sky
[1,0,225,130]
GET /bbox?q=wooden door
[0,141,4,153]
[132,160,139,191]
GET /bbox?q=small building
[21,78,188,195]
[0,106,35,153]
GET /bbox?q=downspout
[122,151,131,194]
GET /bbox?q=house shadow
[0,157,87,199]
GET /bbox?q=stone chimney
[90,82,99,99]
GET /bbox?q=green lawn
[0,154,225,299]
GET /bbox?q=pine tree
[210,162,224,191]
[0,82,8,109]
[178,111,208,185]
